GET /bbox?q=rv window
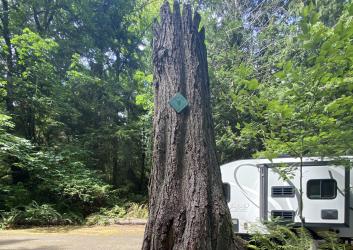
[222,183,230,203]
[307,179,337,199]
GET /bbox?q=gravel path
[0,225,145,250]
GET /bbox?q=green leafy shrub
[247,222,351,250]
[248,223,312,250]
[20,201,62,226]
[0,209,21,229]
[0,128,113,219]
[125,203,148,219]
[61,212,84,225]
[2,183,31,210]
[0,201,82,228]
[85,202,148,226]
[317,231,351,250]
[104,205,127,218]
[85,214,111,226]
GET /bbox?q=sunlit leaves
[209,0,353,161]
[134,70,153,111]
[258,2,353,159]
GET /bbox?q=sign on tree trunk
[143,2,243,249]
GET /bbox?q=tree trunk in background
[143,2,242,249]
[1,0,14,112]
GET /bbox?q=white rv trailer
[220,157,353,238]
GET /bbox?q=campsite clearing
[0,225,145,250]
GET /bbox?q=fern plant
[247,222,312,250]
[317,231,351,250]
[22,201,62,226]
[0,209,21,229]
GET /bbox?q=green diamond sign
[169,92,188,113]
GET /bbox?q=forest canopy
[1,0,352,227]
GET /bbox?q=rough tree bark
[143,2,243,250]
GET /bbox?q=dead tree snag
[143,2,243,250]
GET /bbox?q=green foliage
[248,224,312,250]
[317,231,351,250]
[9,28,60,142]
[2,183,31,209]
[0,209,21,229]
[0,114,113,222]
[248,226,353,250]
[125,203,148,219]
[18,201,63,226]
[204,0,353,162]
[205,0,296,162]
[0,0,150,227]
[253,1,353,159]
[135,70,153,112]
[85,202,148,226]
[0,201,82,229]
[246,222,350,250]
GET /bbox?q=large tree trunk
[143,2,242,250]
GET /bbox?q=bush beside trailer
[220,157,353,238]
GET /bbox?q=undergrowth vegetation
[248,223,312,250]
[85,203,148,226]
[0,201,148,229]
[247,222,351,250]
[0,201,81,229]
[0,120,147,229]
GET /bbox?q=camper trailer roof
[220,156,353,170]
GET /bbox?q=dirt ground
[0,225,145,250]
